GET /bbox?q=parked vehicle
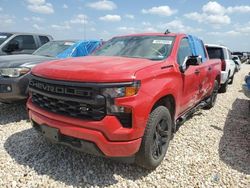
[243,73,250,99]
[27,33,221,169]
[242,52,249,63]
[247,52,250,64]
[232,55,241,72]
[0,32,52,55]
[0,40,102,103]
[232,52,243,60]
[247,52,250,59]
[206,44,236,93]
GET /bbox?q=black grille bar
[29,76,107,120]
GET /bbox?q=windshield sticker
[0,36,7,39]
[152,40,172,45]
[64,42,74,46]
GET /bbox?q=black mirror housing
[3,40,20,53]
[186,56,201,66]
[180,56,201,73]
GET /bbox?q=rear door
[177,38,201,113]
[195,47,212,101]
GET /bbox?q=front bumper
[243,84,250,98]
[0,74,30,103]
[27,99,142,157]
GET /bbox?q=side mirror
[3,40,20,53]
[180,56,202,72]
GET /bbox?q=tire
[135,106,173,170]
[204,80,219,110]
[219,79,229,93]
[228,71,235,85]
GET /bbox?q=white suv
[206,44,236,93]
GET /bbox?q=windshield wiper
[148,58,163,61]
[41,54,54,57]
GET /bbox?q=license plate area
[41,125,60,142]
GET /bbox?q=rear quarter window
[39,36,50,46]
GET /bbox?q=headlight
[101,83,140,99]
[101,81,140,115]
[0,67,30,78]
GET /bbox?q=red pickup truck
[27,33,221,169]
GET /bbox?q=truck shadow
[4,128,150,187]
[0,103,28,124]
[219,98,250,175]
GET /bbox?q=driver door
[177,38,201,114]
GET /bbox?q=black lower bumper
[0,74,31,103]
[31,120,105,157]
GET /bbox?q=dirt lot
[0,65,249,187]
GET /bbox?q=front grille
[29,78,94,98]
[29,76,106,120]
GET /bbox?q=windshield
[0,33,12,45]
[33,41,76,57]
[93,36,174,60]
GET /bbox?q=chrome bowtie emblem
[79,106,89,112]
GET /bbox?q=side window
[177,38,193,65]
[39,36,50,45]
[9,35,36,50]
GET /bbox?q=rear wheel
[204,80,219,109]
[136,106,173,170]
[228,70,235,85]
[219,73,229,93]
[219,80,228,93]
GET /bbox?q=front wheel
[135,106,173,170]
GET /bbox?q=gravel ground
[0,65,250,188]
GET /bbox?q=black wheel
[204,80,219,109]
[228,71,235,85]
[136,106,173,170]
[219,79,228,93]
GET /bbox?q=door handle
[194,69,200,75]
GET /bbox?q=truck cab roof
[0,31,52,37]
[114,32,185,38]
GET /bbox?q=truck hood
[0,54,56,68]
[32,56,160,82]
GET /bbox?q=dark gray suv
[0,32,53,55]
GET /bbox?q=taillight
[221,60,226,71]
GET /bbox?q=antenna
[164,29,170,34]
[83,14,86,40]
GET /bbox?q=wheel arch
[151,95,176,122]
[215,74,220,84]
